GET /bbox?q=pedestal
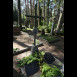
[31,45,38,54]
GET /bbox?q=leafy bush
[16,51,45,67]
[49,22,52,28]
[16,51,64,77]
[38,25,47,31]
[40,63,64,77]
[17,55,38,67]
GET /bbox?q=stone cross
[25,3,44,47]
[25,3,44,55]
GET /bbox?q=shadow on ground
[24,30,33,35]
[13,68,21,77]
[14,40,30,48]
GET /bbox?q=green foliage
[47,0,50,6]
[36,40,40,45]
[49,22,52,28]
[17,55,38,67]
[13,48,19,53]
[46,22,52,33]
[39,35,59,43]
[27,28,33,31]
[39,0,43,2]
[40,63,64,77]
[60,30,64,34]
[38,22,57,33]
[38,51,45,65]
[46,22,57,33]
[16,51,45,67]
[38,25,47,31]
[22,29,27,32]
[16,51,64,77]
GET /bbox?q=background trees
[13,0,18,24]
[13,0,64,34]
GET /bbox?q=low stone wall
[13,27,21,35]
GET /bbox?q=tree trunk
[43,0,45,26]
[47,5,49,25]
[25,0,27,14]
[27,0,29,14]
[46,0,50,26]
[56,7,64,34]
[38,2,41,26]
[30,0,33,28]
[50,22,55,36]
[18,0,22,30]
[31,0,35,27]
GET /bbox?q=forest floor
[13,31,64,77]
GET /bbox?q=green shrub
[38,25,47,31]
[49,22,52,28]
[45,22,52,33]
[16,51,64,77]
[16,51,45,67]
[40,63,64,77]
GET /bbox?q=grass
[39,35,60,43]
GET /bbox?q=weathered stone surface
[31,45,38,53]
[33,28,38,35]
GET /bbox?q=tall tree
[38,1,41,26]
[25,0,27,14]
[30,0,32,15]
[27,0,29,14]
[32,0,35,27]
[13,0,18,22]
[17,0,22,30]
[30,0,33,28]
[43,0,45,26]
[56,6,64,34]
[46,0,50,26]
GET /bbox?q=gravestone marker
[25,3,44,54]
[41,29,45,36]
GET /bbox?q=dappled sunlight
[39,45,56,52]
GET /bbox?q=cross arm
[25,15,44,19]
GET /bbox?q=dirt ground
[13,31,64,77]
[38,36,64,63]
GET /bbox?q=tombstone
[31,45,38,54]
[44,52,55,64]
[41,29,45,36]
[50,22,55,36]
